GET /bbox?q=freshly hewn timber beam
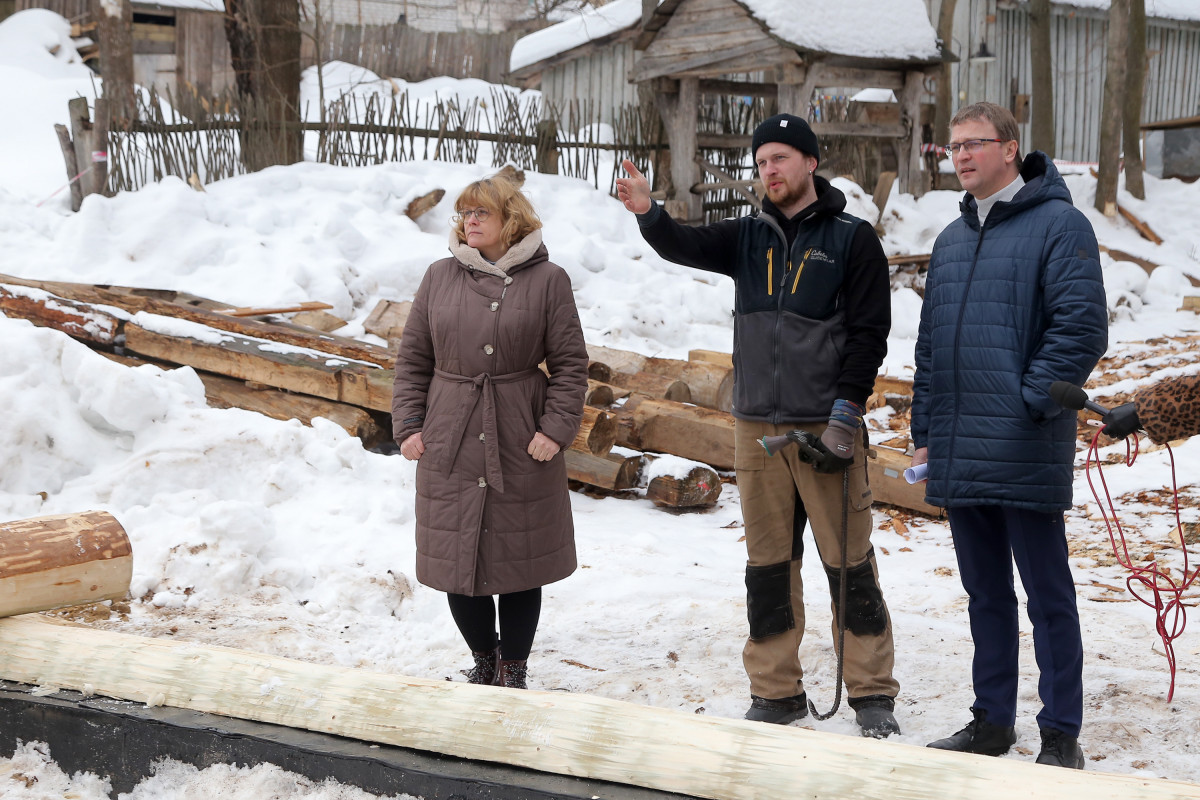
[1,616,1196,800]
[616,395,735,470]
[0,512,131,617]
[123,318,393,413]
[869,447,941,517]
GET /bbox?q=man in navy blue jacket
[911,102,1108,768]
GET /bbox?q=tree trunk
[1029,0,1056,157]
[1123,0,1146,199]
[0,511,132,618]
[1095,0,1130,217]
[224,0,302,172]
[932,0,959,151]
[91,0,135,125]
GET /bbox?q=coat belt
[432,367,542,494]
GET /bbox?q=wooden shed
[511,0,945,222]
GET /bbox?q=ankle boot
[497,659,528,689]
[927,707,1016,756]
[464,646,500,685]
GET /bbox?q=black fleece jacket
[635,179,890,410]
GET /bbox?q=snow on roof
[510,0,941,75]
[135,0,223,11]
[1056,0,1200,23]
[738,0,941,61]
[510,0,644,73]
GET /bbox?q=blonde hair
[452,174,542,250]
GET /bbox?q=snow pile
[510,0,645,72]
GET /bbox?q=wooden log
[583,380,615,407]
[586,344,646,375]
[609,371,691,403]
[868,447,941,517]
[2,616,1197,800]
[122,318,394,413]
[688,349,733,368]
[1182,296,1200,313]
[645,463,722,508]
[291,309,348,333]
[873,375,913,397]
[570,406,617,456]
[643,356,734,411]
[871,170,897,232]
[0,273,395,368]
[565,449,641,491]
[0,284,121,345]
[0,512,132,617]
[616,395,735,470]
[886,253,932,268]
[1088,168,1164,244]
[587,360,613,383]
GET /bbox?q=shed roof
[510,0,942,75]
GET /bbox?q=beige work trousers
[735,418,899,701]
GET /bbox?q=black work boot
[497,659,529,690]
[927,707,1016,755]
[745,693,808,725]
[851,695,901,739]
[1035,727,1085,769]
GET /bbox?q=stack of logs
[0,273,939,516]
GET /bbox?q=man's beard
[765,176,810,208]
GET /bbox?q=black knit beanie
[752,114,820,165]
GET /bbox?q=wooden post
[898,70,926,198]
[0,511,132,618]
[662,76,701,222]
[53,123,84,212]
[64,97,110,209]
[536,118,559,175]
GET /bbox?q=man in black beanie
[616,114,900,737]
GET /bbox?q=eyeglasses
[944,138,1007,156]
[453,207,491,223]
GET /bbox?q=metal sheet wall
[992,5,1200,163]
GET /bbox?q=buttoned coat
[392,230,589,596]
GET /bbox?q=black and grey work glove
[818,398,865,466]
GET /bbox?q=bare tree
[1029,0,1055,157]
[1123,0,1146,199]
[91,0,135,125]
[1095,0,1129,217]
[932,0,959,150]
[224,0,303,171]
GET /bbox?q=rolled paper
[903,462,928,484]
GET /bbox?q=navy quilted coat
[911,153,1108,511]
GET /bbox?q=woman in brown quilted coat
[391,173,589,690]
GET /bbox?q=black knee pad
[745,561,794,640]
[824,555,887,637]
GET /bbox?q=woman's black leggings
[446,587,542,660]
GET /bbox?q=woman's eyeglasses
[453,207,491,223]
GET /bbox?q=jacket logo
[804,249,835,264]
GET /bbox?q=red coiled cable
[1084,427,1197,701]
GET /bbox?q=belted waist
[430,367,543,493]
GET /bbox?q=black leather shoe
[745,693,808,725]
[927,707,1016,756]
[1035,727,1085,768]
[852,696,901,738]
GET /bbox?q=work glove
[807,434,854,474]
[1101,402,1140,439]
[820,399,865,463]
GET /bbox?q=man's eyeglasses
[453,207,491,223]
[944,138,1007,156]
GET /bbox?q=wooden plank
[1087,169,1164,244]
[0,512,132,618]
[871,171,897,231]
[2,615,1198,800]
[363,298,413,343]
[868,447,941,517]
[1181,296,1200,313]
[220,301,334,318]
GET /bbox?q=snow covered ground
[2,8,1200,799]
